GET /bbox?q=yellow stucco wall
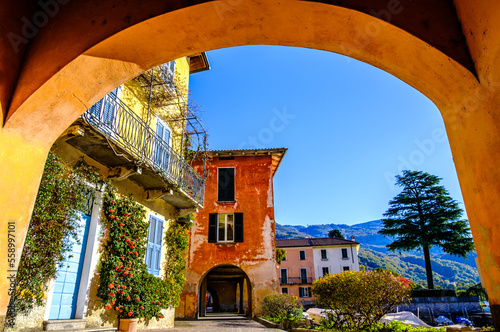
[4,60,193,328]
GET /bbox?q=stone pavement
[138,316,285,332]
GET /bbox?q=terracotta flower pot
[119,318,138,332]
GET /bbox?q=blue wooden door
[49,213,91,320]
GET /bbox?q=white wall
[312,244,360,279]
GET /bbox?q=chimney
[350,235,355,241]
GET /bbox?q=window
[322,267,329,277]
[154,118,171,171]
[300,268,308,284]
[218,168,235,202]
[299,287,312,298]
[160,60,176,83]
[299,250,306,260]
[281,287,288,294]
[208,213,243,243]
[321,249,327,260]
[343,266,350,271]
[280,269,288,284]
[218,213,234,242]
[88,87,120,132]
[146,214,164,276]
[341,248,349,260]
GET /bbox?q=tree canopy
[328,229,345,239]
[378,170,474,289]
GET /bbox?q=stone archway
[198,265,252,318]
[1,0,500,325]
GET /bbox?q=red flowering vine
[97,186,173,320]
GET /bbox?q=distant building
[176,148,287,318]
[276,237,360,306]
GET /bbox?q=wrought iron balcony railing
[82,92,204,206]
[280,277,313,285]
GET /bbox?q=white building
[310,237,360,279]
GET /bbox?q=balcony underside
[66,122,201,209]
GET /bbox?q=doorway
[199,265,252,318]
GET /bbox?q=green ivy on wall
[163,221,191,308]
[6,153,102,326]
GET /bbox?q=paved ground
[138,315,285,332]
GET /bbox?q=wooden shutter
[146,217,156,274]
[218,168,235,201]
[234,213,243,242]
[208,214,217,243]
[299,287,304,297]
[153,218,164,276]
[146,215,163,276]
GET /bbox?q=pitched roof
[211,148,287,177]
[276,237,359,248]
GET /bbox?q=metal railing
[280,277,313,285]
[82,92,204,206]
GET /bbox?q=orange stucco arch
[1,0,500,325]
[5,1,478,143]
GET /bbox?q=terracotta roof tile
[276,237,359,248]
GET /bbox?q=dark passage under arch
[199,265,252,318]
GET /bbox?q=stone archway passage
[199,265,251,318]
[1,1,500,327]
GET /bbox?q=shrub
[312,270,411,330]
[365,321,446,332]
[261,293,302,323]
[6,153,101,326]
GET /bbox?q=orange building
[176,148,287,318]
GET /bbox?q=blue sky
[189,46,466,226]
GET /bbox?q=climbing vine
[5,153,102,326]
[163,221,191,308]
[97,187,190,320]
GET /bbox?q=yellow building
[7,54,209,331]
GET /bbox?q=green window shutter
[234,213,243,242]
[208,214,217,243]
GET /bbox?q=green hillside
[358,248,479,287]
[276,221,480,288]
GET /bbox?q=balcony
[279,277,313,285]
[65,92,204,209]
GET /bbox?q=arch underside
[2,0,479,144]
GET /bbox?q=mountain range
[276,220,480,287]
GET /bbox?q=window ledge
[321,258,328,261]
[217,201,236,204]
[342,258,349,260]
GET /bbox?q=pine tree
[379,170,474,289]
